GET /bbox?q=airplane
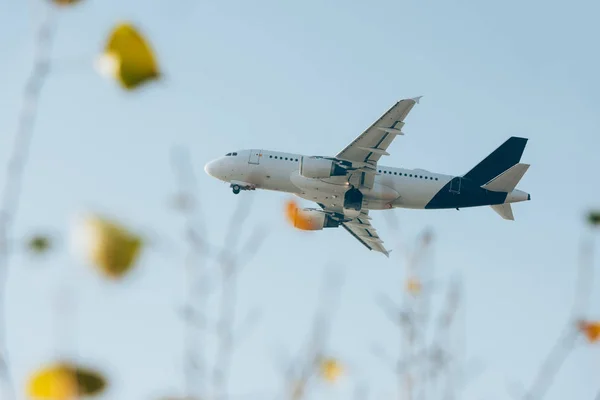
[204,97,531,256]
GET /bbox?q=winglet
[410,95,423,104]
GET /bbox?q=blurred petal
[27,362,106,399]
[51,0,83,5]
[319,358,343,383]
[577,320,600,343]
[94,53,120,80]
[100,23,160,90]
[71,213,144,279]
[406,278,422,295]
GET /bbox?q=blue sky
[0,0,599,399]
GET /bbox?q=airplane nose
[204,161,216,177]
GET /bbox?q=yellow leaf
[71,213,144,279]
[319,358,343,383]
[97,23,160,90]
[51,0,83,5]
[578,320,600,343]
[27,362,106,399]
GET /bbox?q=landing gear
[232,184,241,194]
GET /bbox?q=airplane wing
[335,97,422,188]
[315,202,391,257]
[341,210,391,257]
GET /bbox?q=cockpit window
[225,152,238,156]
[232,152,237,156]
[225,153,231,156]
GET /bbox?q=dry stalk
[0,4,58,398]
[521,232,596,400]
[171,146,211,398]
[212,195,266,400]
[281,268,345,400]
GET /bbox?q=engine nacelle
[299,156,347,179]
[291,208,340,231]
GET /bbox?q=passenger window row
[238,152,437,181]
[269,155,299,162]
[378,169,439,181]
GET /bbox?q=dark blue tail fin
[463,137,528,185]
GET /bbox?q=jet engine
[343,187,363,218]
[299,156,348,179]
[290,208,340,231]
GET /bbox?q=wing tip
[410,95,423,104]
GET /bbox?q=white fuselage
[205,149,531,211]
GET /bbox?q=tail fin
[490,204,514,220]
[481,163,530,192]
[463,137,528,185]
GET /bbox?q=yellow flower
[71,213,143,279]
[51,0,83,5]
[96,23,160,90]
[27,362,106,399]
[406,278,422,295]
[319,358,343,383]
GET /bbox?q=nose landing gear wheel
[232,184,241,194]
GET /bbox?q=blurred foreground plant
[27,361,106,400]
[70,213,144,280]
[96,23,161,91]
[50,0,83,5]
[577,320,600,343]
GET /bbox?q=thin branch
[212,201,265,400]
[522,231,596,400]
[354,382,369,400]
[522,329,580,400]
[0,5,57,398]
[285,268,345,400]
[170,145,211,398]
[231,307,263,351]
[571,234,595,319]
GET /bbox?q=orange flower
[577,320,600,343]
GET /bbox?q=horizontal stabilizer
[490,204,514,220]
[482,163,530,193]
[463,137,528,185]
